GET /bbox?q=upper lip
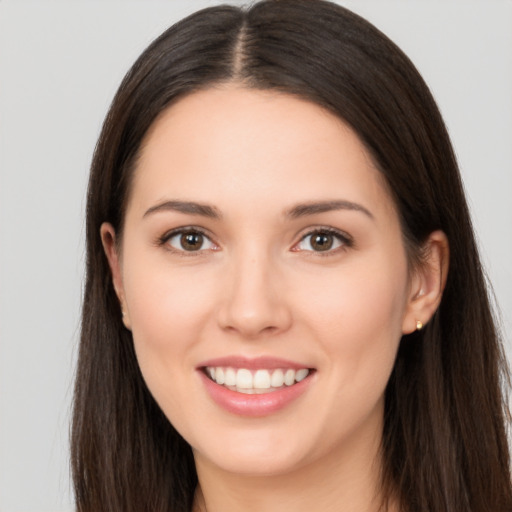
[197,356,313,370]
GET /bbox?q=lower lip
[198,370,313,417]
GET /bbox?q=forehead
[130,86,394,220]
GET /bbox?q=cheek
[304,253,406,318]
[288,255,409,447]
[297,253,409,382]
[122,256,217,396]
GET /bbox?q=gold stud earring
[416,320,423,331]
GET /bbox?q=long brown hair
[72,1,512,510]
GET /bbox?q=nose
[216,248,293,339]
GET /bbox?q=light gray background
[0,1,511,510]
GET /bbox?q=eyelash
[157,226,353,257]
[158,226,217,258]
[294,227,354,257]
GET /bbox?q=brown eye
[180,232,204,251]
[310,232,334,251]
[295,229,350,253]
[165,230,216,252]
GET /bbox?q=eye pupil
[181,232,203,251]
[311,232,333,251]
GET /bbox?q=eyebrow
[285,200,374,220]
[142,198,373,221]
[143,200,222,219]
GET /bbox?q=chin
[192,434,312,477]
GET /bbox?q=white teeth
[270,368,284,387]
[215,367,225,385]
[225,367,237,386]
[284,369,295,386]
[206,366,310,391]
[253,369,271,389]
[295,368,309,382]
[236,369,253,389]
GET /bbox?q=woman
[71,1,512,510]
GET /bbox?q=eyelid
[158,226,219,255]
[156,225,353,256]
[292,226,354,254]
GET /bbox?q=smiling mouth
[203,366,312,394]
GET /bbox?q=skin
[102,86,448,512]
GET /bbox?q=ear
[100,222,132,330]
[402,230,449,334]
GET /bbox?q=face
[103,87,422,478]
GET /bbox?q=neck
[192,420,395,512]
